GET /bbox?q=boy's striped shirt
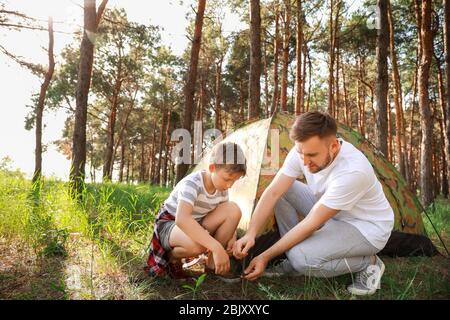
[163,170,229,220]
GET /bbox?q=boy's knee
[223,201,242,221]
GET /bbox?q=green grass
[0,169,448,300]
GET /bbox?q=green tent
[191,112,438,257]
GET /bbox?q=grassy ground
[0,170,448,300]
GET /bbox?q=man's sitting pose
[233,111,394,296]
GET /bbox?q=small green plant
[257,283,289,300]
[41,228,69,257]
[49,279,69,299]
[182,273,207,300]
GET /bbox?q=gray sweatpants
[274,181,380,278]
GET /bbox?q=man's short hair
[210,142,247,175]
[289,111,337,142]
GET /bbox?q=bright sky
[0,0,244,180]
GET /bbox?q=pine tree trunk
[388,2,406,177]
[163,109,172,186]
[71,0,107,196]
[342,55,350,126]
[176,0,206,183]
[263,31,270,117]
[280,0,290,112]
[436,56,449,196]
[408,51,418,189]
[294,0,303,115]
[239,80,245,122]
[119,139,125,182]
[375,0,389,157]
[443,0,450,197]
[33,17,55,184]
[335,37,341,121]
[328,0,335,115]
[417,0,434,206]
[215,59,223,130]
[155,107,167,185]
[306,49,312,112]
[248,0,261,119]
[71,0,97,195]
[387,95,393,163]
[271,3,280,115]
[139,137,145,182]
[103,63,123,181]
[149,120,157,184]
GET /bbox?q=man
[233,111,394,296]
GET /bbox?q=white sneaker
[347,255,385,296]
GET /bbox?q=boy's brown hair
[289,111,337,142]
[210,142,247,175]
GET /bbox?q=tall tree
[176,0,206,183]
[70,0,108,196]
[417,0,434,206]
[248,0,262,119]
[33,17,55,183]
[280,0,290,112]
[444,0,450,196]
[271,3,280,114]
[375,0,389,157]
[387,2,406,178]
[294,0,303,115]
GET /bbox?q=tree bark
[375,0,389,157]
[408,59,418,189]
[436,55,449,196]
[417,0,434,206]
[387,1,406,178]
[443,0,450,196]
[271,3,280,115]
[327,0,335,115]
[103,61,123,181]
[176,0,206,183]
[119,138,125,182]
[139,135,145,183]
[295,0,303,115]
[33,17,55,184]
[214,58,223,130]
[248,0,262,119]
[280,0,290,112]
[155,106,167,185]
[263,31,270,117]
[71,0,107,196]
[163,108,172,186]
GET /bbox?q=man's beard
[308,152,333,173]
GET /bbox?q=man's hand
[233,233,255,259]
[243,254,269,281]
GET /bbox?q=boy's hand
[212,245,230,275]
[233,233,255,259]
[226,231,237,254]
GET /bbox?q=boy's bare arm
[175,200,223,253]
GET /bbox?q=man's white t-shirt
[280,138,394,250]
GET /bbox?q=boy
[147,142,246,278]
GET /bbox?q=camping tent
[191,112,438,257]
